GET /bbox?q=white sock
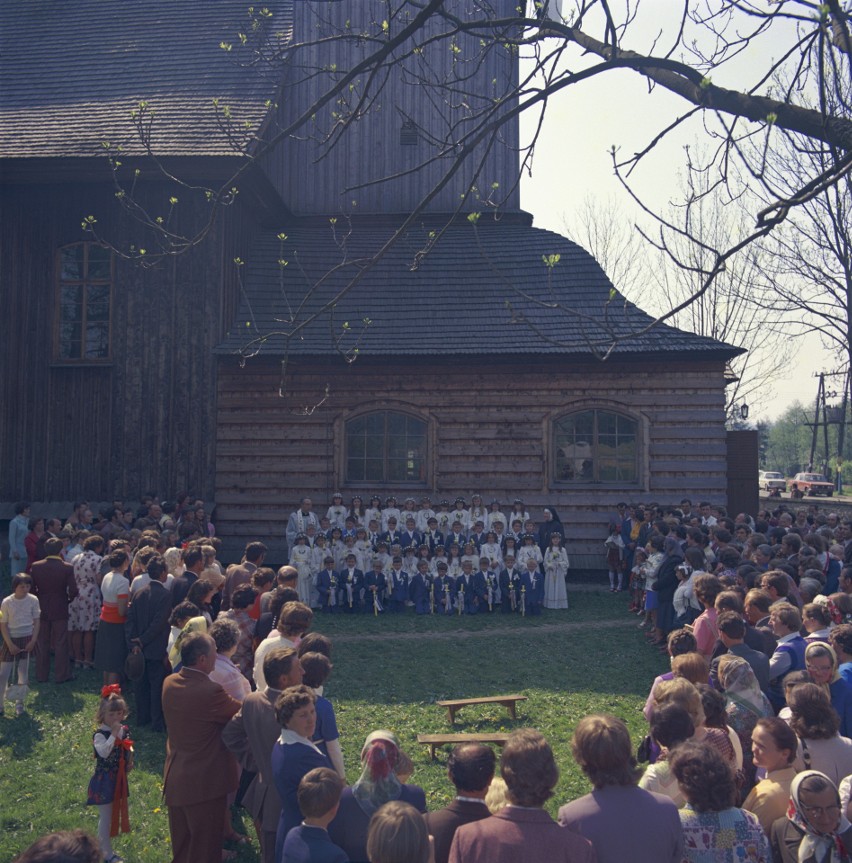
[98,804,113,858]
[0,662,12,704]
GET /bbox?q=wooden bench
[417,732,511,760]
[436,694,527,725]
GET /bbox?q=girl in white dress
[543,533,569,609]
[288,534,313,606]
[325,493,347,530]
[516,533,543,570]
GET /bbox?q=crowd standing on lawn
[6,492,852,863]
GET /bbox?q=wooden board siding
[0,180,252,504]
[261,0,520,217]
[215,355,732,563]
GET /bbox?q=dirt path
[331,616,630,644]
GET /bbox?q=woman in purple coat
[328,730,426,863]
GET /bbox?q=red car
[788,473,834,497]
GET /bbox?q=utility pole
[809,373,824,475]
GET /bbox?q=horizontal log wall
[215,355,731,564]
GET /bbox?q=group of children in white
[286,494,570,616]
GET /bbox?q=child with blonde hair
[87,685,133,863]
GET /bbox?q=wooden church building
[0,1,743,565]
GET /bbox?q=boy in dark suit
[338,554,363,613]
[315,556,340,613]
[281,767,347,863]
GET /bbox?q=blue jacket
[282,825,349,863]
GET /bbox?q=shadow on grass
[0,710,44,757]
[28,684,88,718]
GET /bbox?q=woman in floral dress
[68,535,104,669]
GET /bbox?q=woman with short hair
[741,717,798,833]
[670,741,770,862]
[271,685,332,862]
[789,683,852,785]
[805,641,852,737]
[366,801,430,863]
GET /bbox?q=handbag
[6,651,30,702]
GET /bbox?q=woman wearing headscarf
[328,730,426,863]
[805,642,852,738]
[654,536,686,645]
[769,770,852,863]
[718,654,774,789]
[537,507,563,554]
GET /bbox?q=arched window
[553,409,638,484]
[345,411,427,484]
[55,242,113,362]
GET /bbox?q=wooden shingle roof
[216,218,745,359]
[0,1,292,159]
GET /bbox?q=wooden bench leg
[429,743,437,760]
[507,703,517,720]
[447,707,456,725]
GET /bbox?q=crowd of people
[5,492,852,863]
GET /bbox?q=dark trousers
[168,796,225,863]
[134,658,167,731]
[36,618,71,682]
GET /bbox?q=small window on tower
[400,119,418,146]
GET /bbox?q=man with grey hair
[162,632,240,863]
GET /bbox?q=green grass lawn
[0,588,666,862]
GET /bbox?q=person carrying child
[0,573,40,717]
[87,685,134,863]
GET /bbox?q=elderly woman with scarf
[328,730,426,863]
[805,642,852,738]
[770,770,852,863]
[654,536,687,646]
[718,655,773,791]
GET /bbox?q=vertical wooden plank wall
[0,181,240,503]
[262,0,521,216]
[215,355,730,563]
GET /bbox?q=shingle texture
[0,1,292,159]
[216,219,744,359]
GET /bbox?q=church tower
[264,1,522,216]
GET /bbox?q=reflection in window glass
[346,412,426,484]
[554,410,637,484]
[56,243,112,361]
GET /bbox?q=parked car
[759,470,787,492]
[788,472,834,497]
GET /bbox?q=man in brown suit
[162,632,241,863]
[222,646,304,863]
[425,743,495,863]
[30,537,77,683]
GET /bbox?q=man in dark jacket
[126,554,172,731]
[425,743,495,863]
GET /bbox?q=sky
[515,5,841,423]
